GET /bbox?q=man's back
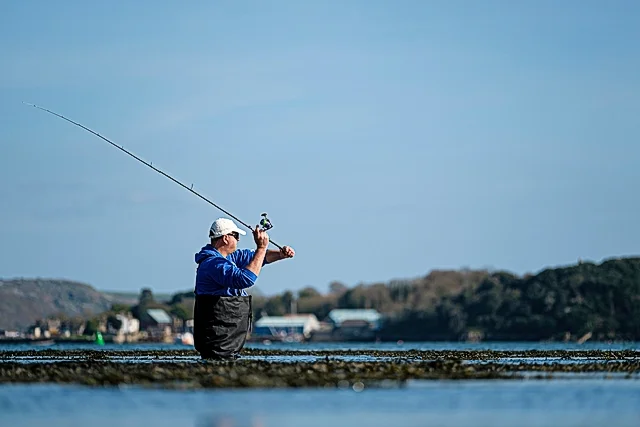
[194,245,258,296]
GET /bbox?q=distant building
[327,309,382,330]
[0,329,20,339]
[145,309,173,342]
[147,308,173,325]
[46,319,62,335]
[115,314,140,334]
[325,309,383,341]
[253,314,320,342]
[107,313,141,344]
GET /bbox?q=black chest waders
[193,294,252,359]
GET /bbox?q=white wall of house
[116,314,140,334]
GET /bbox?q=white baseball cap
[209,218,247,239]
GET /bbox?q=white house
[327,309,382,330]
[116,314,140,334]
[253,314,320,340]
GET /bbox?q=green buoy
[95,331,105,346]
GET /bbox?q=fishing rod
[23,102,283,250]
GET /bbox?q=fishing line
[23,102,283,249]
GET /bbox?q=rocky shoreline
[1,349,638,389]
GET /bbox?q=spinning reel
[259,212,274,231]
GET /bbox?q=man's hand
[253,225,270,249]
[280,246,295,258]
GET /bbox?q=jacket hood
[195,244,220,264]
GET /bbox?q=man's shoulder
[199,252,228,268]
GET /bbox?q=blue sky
[1,1,639,296]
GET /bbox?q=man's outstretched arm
[265,246,295,264]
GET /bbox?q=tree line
[80,257,640,341]
[250,257,640,341]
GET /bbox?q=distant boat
[175,332,194,346]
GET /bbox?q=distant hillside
[0,279,118,331]
[101,291,175,305]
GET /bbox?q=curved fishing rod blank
[23,102,283,250]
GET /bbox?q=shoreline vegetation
[0,349,638,389]
[1,256,639,342]
[204,256,640,342]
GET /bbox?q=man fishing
[193,217,295,360]
[24,104,297,359]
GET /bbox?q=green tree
[298,287,321,299]
[170,304,190,321]
[329,281,348,295]
[83,319,99,336]
[106,315,122,331]
[111,303,131,314]
[138,288,154,305]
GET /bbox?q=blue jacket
[194,245,265,296]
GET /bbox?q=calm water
[1,342,639,427]
[1,381,639,427]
